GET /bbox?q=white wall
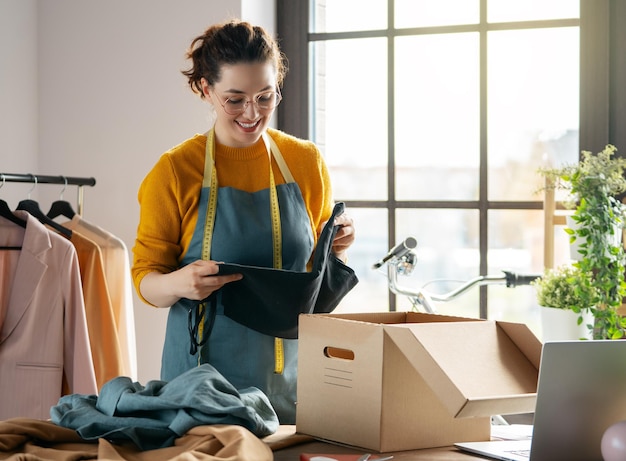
[0,0,38,197]
[1,0,275,383]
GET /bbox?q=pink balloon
[602,421,626,461]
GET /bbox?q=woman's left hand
[331,213,355,261]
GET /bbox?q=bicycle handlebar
[387,269,542,314]
[503,270,541,287]
[376,238,542,313]
[372,237,417,269]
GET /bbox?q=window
[277,1,622,335]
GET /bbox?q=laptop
[455,340,626,461]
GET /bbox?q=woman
[132,20,355,424]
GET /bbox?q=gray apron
[161,129,313,423]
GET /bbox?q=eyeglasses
[213,90,282,115]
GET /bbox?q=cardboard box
[296,312,541,452]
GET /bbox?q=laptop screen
[529,340,626,460]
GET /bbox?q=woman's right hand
[139,260,243,308]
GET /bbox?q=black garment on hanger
[217,202,359,339]
[17,199,72,238]
[47,200,76,219]
[0,200,26,228]
[0,200,26,250]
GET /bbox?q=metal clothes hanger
[16,174,72,238]
[47,176,76,219]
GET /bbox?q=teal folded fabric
[50,363,279,450]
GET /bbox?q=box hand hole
[324,346,355,361]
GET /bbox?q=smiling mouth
[236,120,261,129]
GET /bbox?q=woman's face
[202,62,278,148]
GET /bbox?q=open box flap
[324,311,485,326]
[384,320,539,418]
[455,394,538,418]
[495,320,543,369]
[324,311,411,324]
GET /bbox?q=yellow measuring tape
[262,135,285,374]
[202,129,285,373]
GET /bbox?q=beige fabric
[262,425,314,451]
[0,419,273,461]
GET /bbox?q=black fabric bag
[217,202,358,338]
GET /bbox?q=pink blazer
[0,211,97,420]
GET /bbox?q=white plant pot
[540,305,593,341]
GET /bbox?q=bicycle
[374,237,541,426]
[373,237,541,315]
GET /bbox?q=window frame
[276,0,625,315]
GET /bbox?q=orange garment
[70,231,124,389]
[0,252,19,331]
[64,216,137,380]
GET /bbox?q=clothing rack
[1,173,96,216]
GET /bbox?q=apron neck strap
[201,128,287,269]
[203,129,294,185]
[262,132,295,183]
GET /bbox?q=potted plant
[531,264,596,340]
[538,144,626,339]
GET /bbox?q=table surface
[273,443,481,460]
[268,427,487,460]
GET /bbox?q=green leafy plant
[532,265,597,311]
[539,145,626,339]
[531,265,596,333]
